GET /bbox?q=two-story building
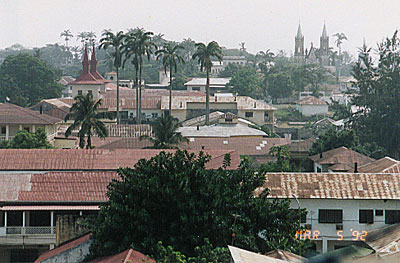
[259,172,400,253]
[163,93,276,127]
[0,103,61,143]
[184,78,232,95]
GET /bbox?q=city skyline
[1,0,400,56]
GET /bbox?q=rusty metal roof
[257,173,400,200]
[359,157,400,173]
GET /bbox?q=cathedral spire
[90,45,98,74]
[296,23,303,39]
[82,45,89,73]
[322,22,328,38]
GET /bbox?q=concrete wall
[41,239,92,263]
[71,84,102,99]
[296,104,328,116]
[289,198,400,253]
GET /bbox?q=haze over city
[1,0,400,55]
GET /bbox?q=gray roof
[178,123,267,138]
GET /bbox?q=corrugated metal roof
[0,103,62,125]
[258,173,400,200]
[1,205,99,211]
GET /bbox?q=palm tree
[127,28,156,124]
[60,29,73,48]
[122,29,140,122]
[99,30,125,124]
[64,93,112,149]
[140,115,188,149]
[192,41,223,125]
[155,43,185,115]
[333,33,348,80]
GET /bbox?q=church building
[68,45,109,99]
[294,23,330,66]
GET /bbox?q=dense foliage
[351,31,400,159]
[0,127,52,149]
[88,150,306,260]
[0,53,63,106]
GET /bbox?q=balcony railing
[0,136,14,141]
[5,226,55,235]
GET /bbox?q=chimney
[354,162,358,173]
[197,125,199,131]
[320,153,323,158]
[39,105,43,114]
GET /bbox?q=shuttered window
[319,209,343,223]
[359,210,374,224]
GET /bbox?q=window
[88,90,93,96]
[319,209,343,223]
[245,112,253,118]
[24,127,30,132]
[152,113,158,118]
[359,210,374,224]
[192,87,200,91]
[78,90,82,95]
[376,210,384,216]
[385,210,400,224]
[69,86,72,91]
[1,126,6,134]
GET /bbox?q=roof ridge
[5,103,61,124]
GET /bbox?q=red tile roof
[17,171,118,202]
[0,103,62,125]
[0,149,240,171]
[309,147,374,172]
[257,173,400,200]
[34,233,92,263]
[89,248,155,263]
[358,157,400,173]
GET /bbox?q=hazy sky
[1,0,400,56]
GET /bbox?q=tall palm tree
[192,41,223,125]
[64,93,112,149]
[155,43,185,116]
[140,115,188,149]
[333,33,348,81]
[99,30,125,124]
[60,29,73,48]
[122,29,140,122]
[128,28,156,124]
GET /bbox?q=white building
[260,172,400,253]
[184,78,232,95]
[296,96,329,116]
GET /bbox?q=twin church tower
[294,23,330,66]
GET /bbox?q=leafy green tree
[218,63,243,78]
[192,41,223,125]
[87,150,306,260]
[0,53,63,106]
[304,65,328,97]
[330,101,351,120]
[154,239,230,263]
[261,145,291,172]
[99,30,125,124]
[156,43,185,115]
[228,66,263,97]
[267,67,295,103]
[309,127,359,155]
[64,93,112,149]
[0,128,53,149]
[351,31,400,159]
[140,115,188,149]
